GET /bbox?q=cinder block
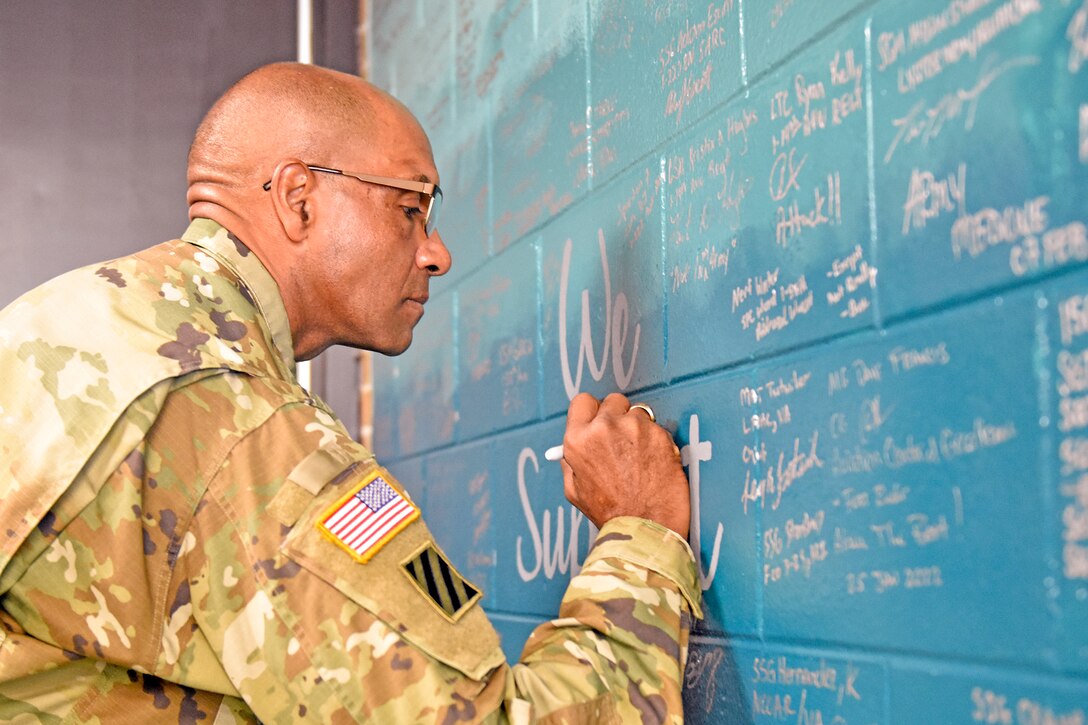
[369,1,423,95]
[489,2,591,252]
[889,660,1088,724]
[1041,274,1088,674]
[457,241,541,441]
[755,288,1050,664]
[872,0,1088,320]
[744,0,871,80]
[683,639,888,725]
[665,16,874,380]
[378,290,459,458]
[433,112,492,286]
[637,373,761,638]
[486,418,586,616]
[419,439,497,598]
[539,159,667,418]
[374,0,457,140]
[589,0,743,184]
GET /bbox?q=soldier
[0,63,701,722]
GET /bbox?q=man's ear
[267,160,316,243]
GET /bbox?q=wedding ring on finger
[629,403,656,423]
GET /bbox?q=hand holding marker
[544,403,661,461]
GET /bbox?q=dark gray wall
[0,0,295,304]
[0,0,361,436]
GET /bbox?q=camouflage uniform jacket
[0,219,703,723]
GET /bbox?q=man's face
[309,116,452,356]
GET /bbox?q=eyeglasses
[263,164,442,236]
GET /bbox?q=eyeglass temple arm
[262,166,343,192]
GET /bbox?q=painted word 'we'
[559,231,641,399]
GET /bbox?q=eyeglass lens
[426,187,442,237]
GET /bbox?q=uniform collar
[181,218,297,380]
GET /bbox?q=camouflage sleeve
[186,399,702,724]
[510,517,703,723]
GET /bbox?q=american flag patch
[317,472,419,563]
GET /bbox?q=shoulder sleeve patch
[402,542,481,622]
[317,470,420,563]
[281,463,504,680]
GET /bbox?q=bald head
[188,63,397,194]
[185,62,430,264]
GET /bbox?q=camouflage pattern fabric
[0,220,702,723]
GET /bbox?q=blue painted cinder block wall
[367,0,1088,721]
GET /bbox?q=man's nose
[418,229,452,276]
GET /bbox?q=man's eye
[403,206,423,219]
